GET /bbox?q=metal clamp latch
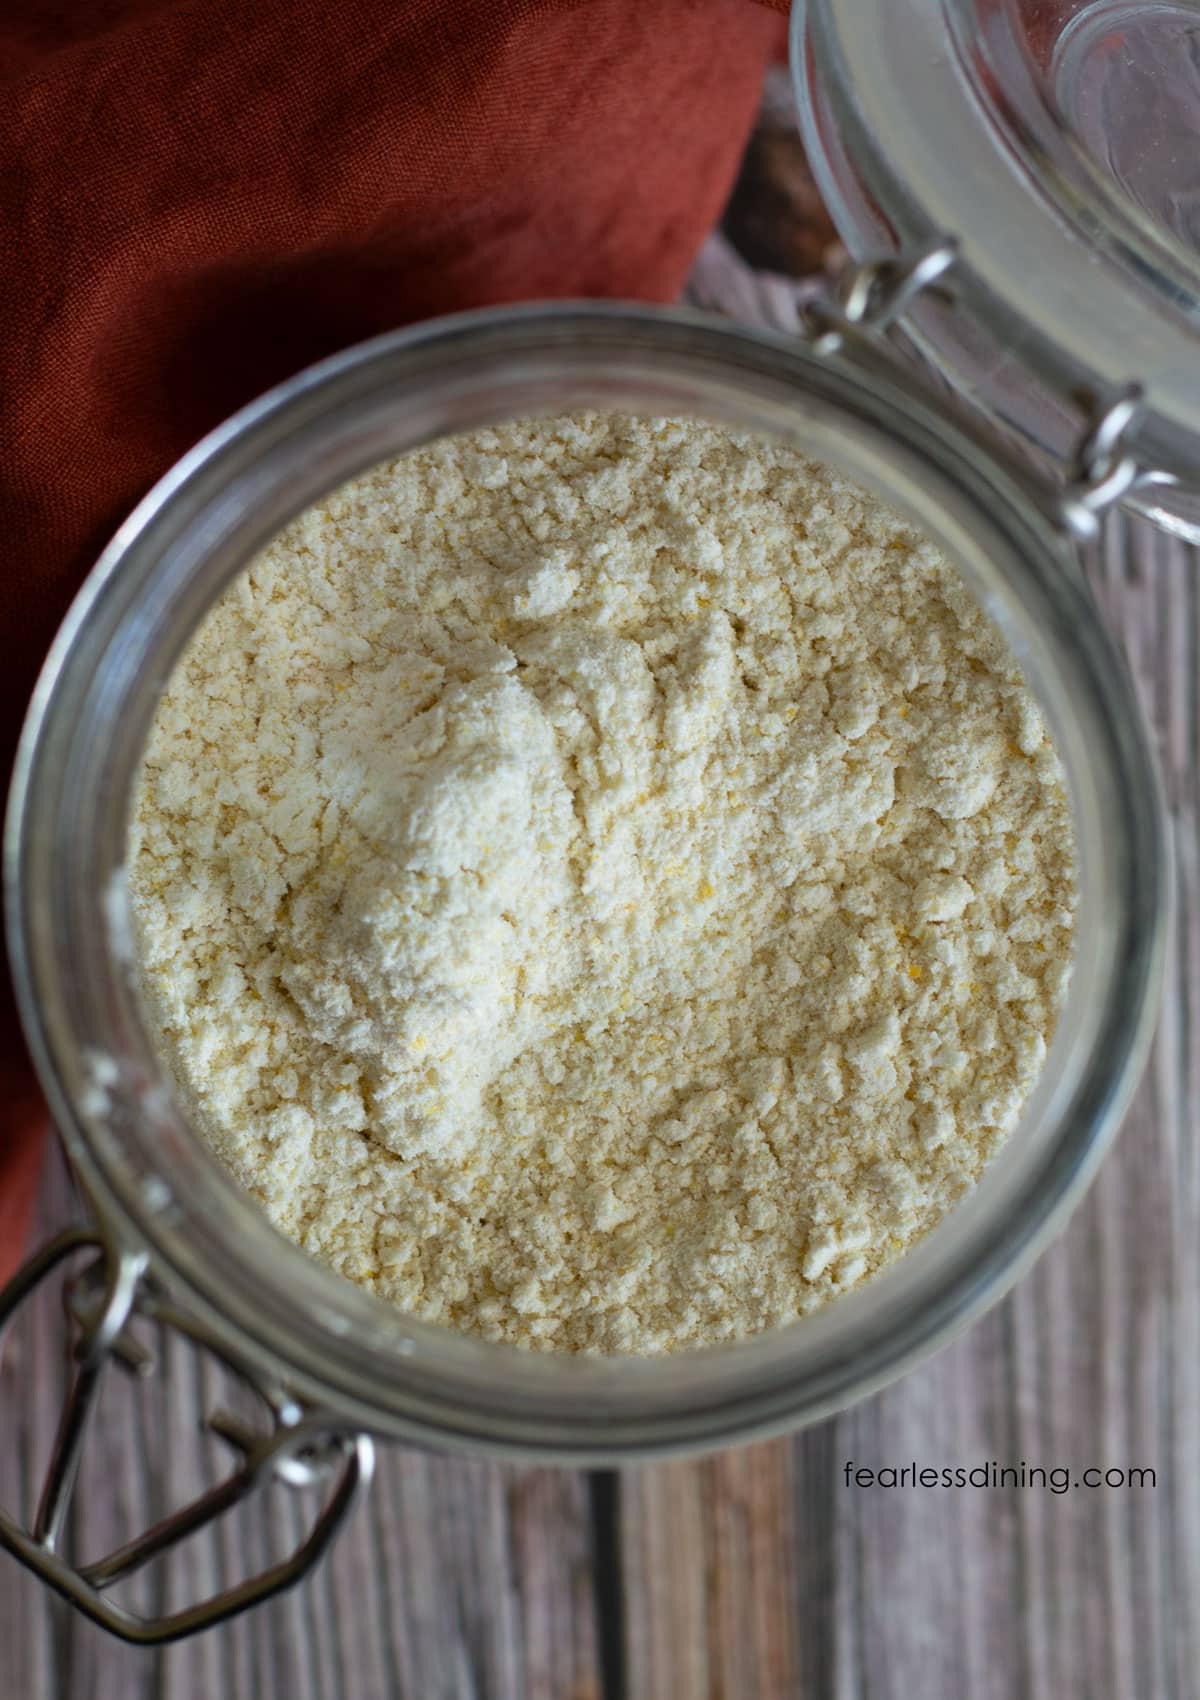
[0,1227,374,1644]
[1059,382,1176,538]
[805,239,1174,539]
[806,237,960,355]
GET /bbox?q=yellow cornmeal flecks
[127,414,1077,1354]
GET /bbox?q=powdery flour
[128,415,1077,1353]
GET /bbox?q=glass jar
[0,303,1167,1640]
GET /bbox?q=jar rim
[4,302,1167,1456]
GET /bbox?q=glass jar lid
[793,0,1200,539]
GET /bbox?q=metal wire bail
[1058,382,1169,538]
[808,238,960,355]
[0,1225,375,1644]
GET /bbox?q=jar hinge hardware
[804,243,1177,538]
[805,237,960,355]
[0,1226,375,1644]
[1059,383,1176,538]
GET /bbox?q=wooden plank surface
[3,115,1198,1700]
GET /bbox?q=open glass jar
[1,300,1167,1640]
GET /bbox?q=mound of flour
[129,414,1076,1352]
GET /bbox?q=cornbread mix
[127,414,1077,1354]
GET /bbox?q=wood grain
[2,225,1197,1700]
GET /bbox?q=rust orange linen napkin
[0,0,786,1276]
